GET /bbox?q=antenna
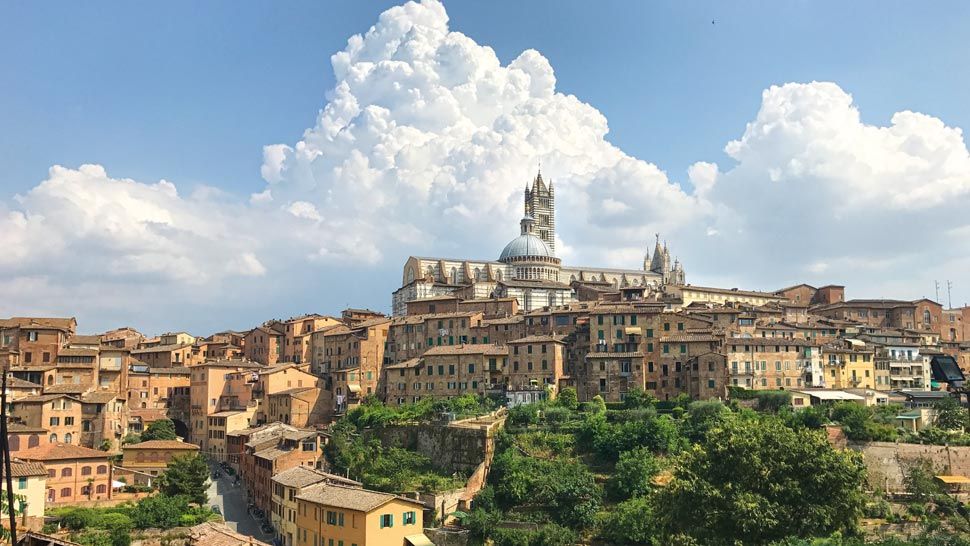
[947,280,953,309]
[935,280,940,303]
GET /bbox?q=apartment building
[271,467,362,546]
[18,443,114,505]
[294,483,427,546]
[189,360,262,454]
[245,323,286,366]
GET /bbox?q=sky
[2,0,970,335]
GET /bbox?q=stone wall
[365,411,505,474]
[425,527,471,546]
[852,441,970,491]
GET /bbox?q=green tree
[158,453,209,504]
[902,458,942,502]
[141,419,178,441]
[932,396,967,431]
[599,496,657,545]
[130,494,191,529]
[681,400,731,443]
[606,446,662,501]
[555,387,578,410]
[590,395,606,414]
[655,417,867,545]
[624,388,658,409]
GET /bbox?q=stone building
[392,171,685,315]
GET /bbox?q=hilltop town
[2,175,969,546]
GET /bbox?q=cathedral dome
[499,233,553,261]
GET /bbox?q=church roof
[499,233,553,261]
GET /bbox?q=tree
[681,400,731,443]
[655,417,867,545]
[903,458,942,502]
[555,387,578,410]
[932,396,967,431]
[599,496,657,545]
[130,494,192,529]
[141,419,178,441]
[590,395,606,414]
[624,388,658,409]
[158,454,209,504]
[606,447,662,501]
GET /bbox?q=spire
[649,234,665,273]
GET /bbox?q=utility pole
[935,280,941,304]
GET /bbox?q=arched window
[28,435,39,448]
[406,266,415,283]
[923,309,931,325]
[450,267,458,284]
[141,402,147,408]
[61,468,72,478]
[9,436,19,452]
[96,484,106,494]
[47,469,55,478]
[97,465,107,474]
[81,466,91,476]
[47,376,54,386]
[60,488,71,499]
[64,433,73,444]
[49,433,57,443]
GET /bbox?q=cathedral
[392,171,685,315]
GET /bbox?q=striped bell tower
[524,169,556,255]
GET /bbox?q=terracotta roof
[131,343,191,354]
[296,482,423,512]
[19,442,116,461]
[423,344,508,356]
[188,522,271,546]
[81,391,121,404]
[272,466,361,489]
[10,459,48,477]
[1,317,76,330]
[384,358,422,370]
[14,393,80,403]
[123,440,200,451]
[67,335,102,345]
[43,384,90,395]
[267,387,317,397]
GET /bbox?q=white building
[392,171,685,315]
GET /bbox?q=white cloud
[4,0,970,331]
[285,201,323,221]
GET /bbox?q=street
[206,464,274,542]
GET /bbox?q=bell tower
[524,169,556,255]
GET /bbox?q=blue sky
[2,0,969,333]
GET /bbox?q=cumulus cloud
[5,0,970,331]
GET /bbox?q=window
[403,511,417,525]
[380,514,394,528]
[81,466,91,476]
[17,478,26,490]
[61,468,72,478]
[60,488,71,498]
[50,417,60,427]
[97,465,107,474]
[65,417,74,426]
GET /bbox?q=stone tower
[524,170,556,256]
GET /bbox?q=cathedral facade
[392,171,685,315]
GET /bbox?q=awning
[111,480,127,488]
[347,383,361,393]
[624,327,642,335]
[405,535,434,546]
